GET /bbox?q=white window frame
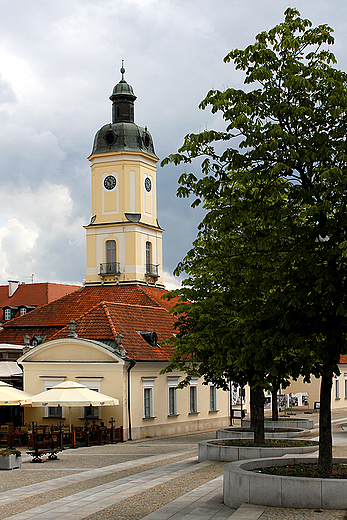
[142,377,156,418]
[76,377,103,419]
[209,383,217,411]
[4,308,11,321]
[167,377,179,416]
[344,374,347,399]
[189,378,198,414]
[41,377,66,418]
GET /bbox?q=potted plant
[0,448,22,470]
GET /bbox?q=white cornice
[88,152,158,167]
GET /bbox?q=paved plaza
[1,412,347,519]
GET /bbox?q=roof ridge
[136,285,162,307]
[49,300,107,340]
[50,300,121,341]
[101,299,162,310]
[100,301,118,340]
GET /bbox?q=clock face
[104,175,116,190]
[144,177,152,193]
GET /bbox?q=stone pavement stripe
[0,459,212,520]
[140,475,234,520]
[0,448,196,506]
[230,504,267,520]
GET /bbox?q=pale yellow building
[18,335,229,439]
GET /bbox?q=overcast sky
[0,0,346,289]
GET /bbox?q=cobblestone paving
[260,508,347,519]
[1,415,347,519]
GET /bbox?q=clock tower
[85,64,164,287]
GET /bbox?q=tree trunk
[250,387,255,429]
[271,379,279,421]
[251,386,265,446]
[318,372,333,476]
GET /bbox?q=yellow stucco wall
[128,362,230,439]
[18,339,230,439]
[90,153,158,227]
[85,151,163,286]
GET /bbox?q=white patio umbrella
[0,380,32,405]
[28,381,119,431]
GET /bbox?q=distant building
[0,281,81,326]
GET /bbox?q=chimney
[8,280,19,297]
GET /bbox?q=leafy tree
[162,171,313,445]
[162,8,347,474]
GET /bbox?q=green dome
[91,122,157,158]
[91,62,157,158]
[111,79,136,99]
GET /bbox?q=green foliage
[161,8,347,470]
[0,448,21,457]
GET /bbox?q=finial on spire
[120,60,125,81]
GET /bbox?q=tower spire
[109,60,136,123]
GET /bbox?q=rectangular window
[48,405,62,418]
[76,378,103,419]
[168,387,177,415]
[4,309,11,321]
[210,385,217,411]
[84,402,100,419]
[189,379,198,414]
[142,377,156,418]
[190,386,197,413]
[42,377,66,418]
[167,377,179,416]
[144,388,152,417]
[336,377,340,399]
[345,374,347,399]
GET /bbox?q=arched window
[106,240,117,274]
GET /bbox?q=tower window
[99,240,120,277]
[146,241,151,269]
[106,240,117,274]
[145,242,158,278]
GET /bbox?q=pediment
[18,338,121,363]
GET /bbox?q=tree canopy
[162,8,347,473]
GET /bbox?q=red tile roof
[0,283,81,310]
[0,285,179,361]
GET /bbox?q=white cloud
[0,182,84,284]
[163,271,182,291]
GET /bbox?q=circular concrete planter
[216,427,309,439]
[198,439,318,462]
[241,418,315,430]
[224,456,347,509]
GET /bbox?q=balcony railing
[99,262,121,276]
[145,264,159,277]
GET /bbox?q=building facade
[2,66,230,438]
